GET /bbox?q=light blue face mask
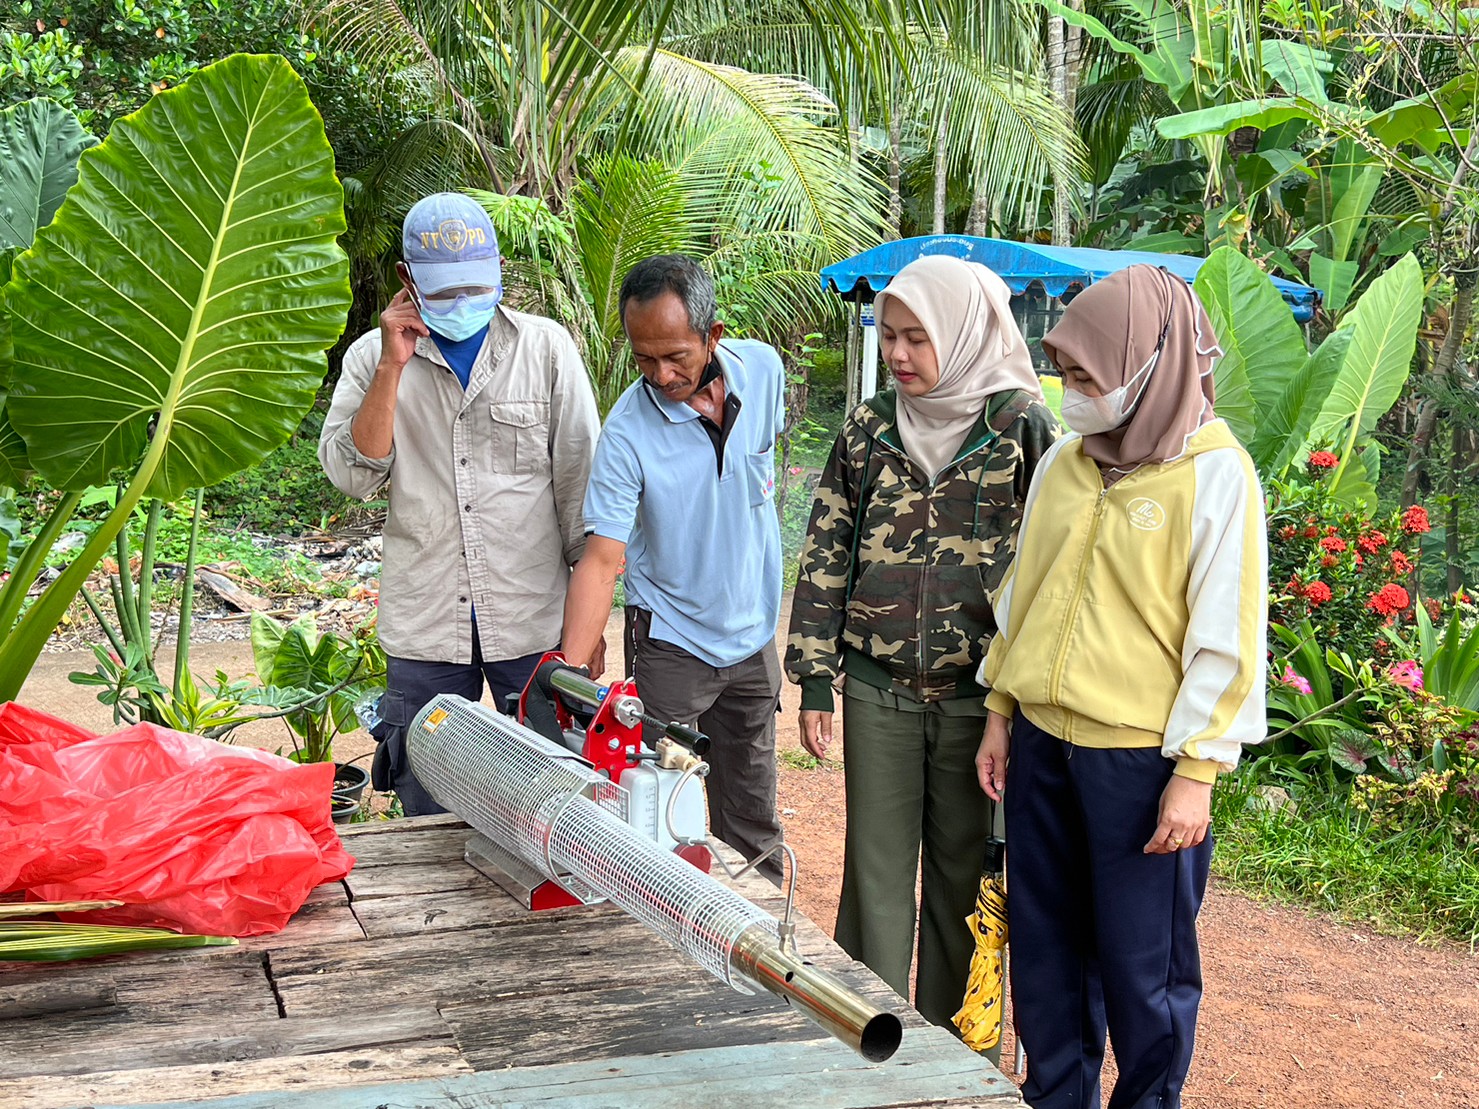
[421,289,502,342]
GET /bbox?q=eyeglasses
[424,285,496,304]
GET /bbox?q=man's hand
[975,711,1011,801]
[378,288,429,373]
[1144,774,1213,854]
[350,290,430,460]
[799,710,834,759]
[586,636,608,682]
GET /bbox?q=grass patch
[1211,772,1479,948]
[777,748,841,771]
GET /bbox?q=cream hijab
[873,256,1044,478]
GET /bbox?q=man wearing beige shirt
[320,193,600,814]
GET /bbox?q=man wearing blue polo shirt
[562,255,786,885]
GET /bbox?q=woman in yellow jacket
[975,265,1267,1109]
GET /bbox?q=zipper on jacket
[1047,484,1110,724]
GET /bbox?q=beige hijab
[1042,265,1221,478]
[873,256,1044,478]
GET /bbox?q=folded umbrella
[952,836,1007,1053]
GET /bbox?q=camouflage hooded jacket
[785,388,1060,711]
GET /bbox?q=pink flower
[788,466,803,475]
[1387,660,1424,691]
[1279,664,1312,695]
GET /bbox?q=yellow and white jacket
[978,420,1267,782]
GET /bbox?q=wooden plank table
[0,815,1022,1109]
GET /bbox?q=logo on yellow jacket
[1126,497,1166,531]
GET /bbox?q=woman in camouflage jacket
[784,256,1059,1037]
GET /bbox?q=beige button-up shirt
[320,307,599,664]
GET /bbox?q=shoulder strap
[844,433,879,608]
[986,388,1035,435]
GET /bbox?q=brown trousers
[624,608,786,885]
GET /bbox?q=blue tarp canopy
[821,235,1321,322]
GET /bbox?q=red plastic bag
[0,703,355,936]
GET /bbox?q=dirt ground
[17,604,1479,1109]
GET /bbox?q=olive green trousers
[834,689,999,1063]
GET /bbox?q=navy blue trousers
[1006,713,1211,1109]
[371,638,547,816]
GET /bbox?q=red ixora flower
[1401,505,1431,535]
[1286,577,1305,598]
[1303,526,1320,539]
[1304,581,1333,605]
[1390,550,1413,575]
[1278,525,1298,540]
[1368,583,1410,616]
[1320,555,1340,569]
[1308,450,1339,470]
[1319,536,1347,554]
[1357,531,1388,555]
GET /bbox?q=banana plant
[1193,245,1421,505]
[0,53,351,701]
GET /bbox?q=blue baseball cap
[401,193,503,295]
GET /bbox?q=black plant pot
[332,761,370,804]
[331,794,360,824]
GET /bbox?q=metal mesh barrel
[406,694,777,989]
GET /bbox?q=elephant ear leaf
[1194,246,1307,441]
[5,53,351,499]
[0,98,96,251]
[0,248,33,486]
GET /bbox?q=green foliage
[1211,770,1479,945]
[1410,602,1479,713]
[1266,470,1429,661]
[1193,246,1422,500]
[2,0,385,139]
[1310,254,1425,490]
[0,98,96,251]
[0,54,351,700]
[244,611,385,763]
[0,28,84,106]
[203,411,356,534]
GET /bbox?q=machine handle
[650,719,710,757]
[539,662,711,756]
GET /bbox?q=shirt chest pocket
[488,400,550,475]
[746,445,776,507]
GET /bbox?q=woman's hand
[799,710,834,759]
[975,711,1011,801]
[1144,775,1213,854]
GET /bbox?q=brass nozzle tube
[730,925,904,1062]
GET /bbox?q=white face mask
[1060,345,1160,436]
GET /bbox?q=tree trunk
[844,303,861,412]
[887,98,903,236]
[966,178,990,236]
[933,111,949,235]
[1047,3,1081,245]
[1447,425,1464,594]
[1401,269,1476,507]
